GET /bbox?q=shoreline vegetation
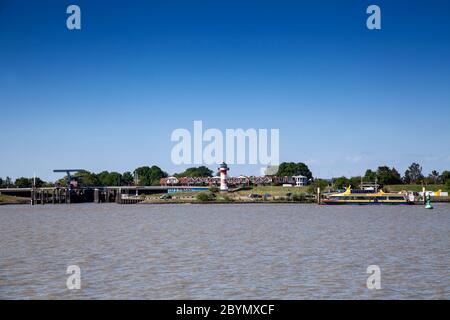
[1,162,450,205]
[1,186,450,206]
[1,162,449,191]
[139,185,450,205]
[0,194,29,205]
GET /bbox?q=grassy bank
[140,184,450,204]
[233,185,309,197]
[141,186,314,204]
[0,194,30,205]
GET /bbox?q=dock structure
[0,186,209,205]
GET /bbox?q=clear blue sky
[1,0,449,181]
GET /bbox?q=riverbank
[0,194,29,205]
[140,186,315,204]
[1,185,449,205]
[139,197,450,205]
[140,189,450,205]
[139,199,317,204]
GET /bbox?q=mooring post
[65,188,70,204]
[94,188,100,203]
[317,187,321,205]
[116,188,122,204]
[422,186,426,204]
[31,189,35,205]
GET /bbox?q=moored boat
[323,186,411,205]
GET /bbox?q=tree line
[71,166,169,187]
[316,163,450,190]
[0,165,169,188]
[313,162,450,190]
[1,162,449,189]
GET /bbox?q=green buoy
[425,194,433,209]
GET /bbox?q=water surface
[0,203,449,299]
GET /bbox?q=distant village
[1,162,449,192]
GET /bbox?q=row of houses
[160,175,309,187]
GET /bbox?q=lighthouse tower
[218,162,229,191]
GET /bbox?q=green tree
[276,162,312,180]
[376,166,402,185]
[15,177,32,188]
[0,177,15,188]
[308,179,329,193]
[364,169,376,182]
[428,170,440,184]
[332,176,350,189]
[349,176,362,188]
[134,166,168,186]
[105,172,122,186]
[75,170,100,186]
[122,172,134,185]
[403,163,423,184]
[13,177,46,188]
[95,171,122,186]
[175,166,213,177]
[441,171,450,184]
[97,171,111,186]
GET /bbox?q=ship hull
[322,200,412,205]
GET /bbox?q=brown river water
[0,203,449,299]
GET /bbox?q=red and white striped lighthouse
[218,162,229,191]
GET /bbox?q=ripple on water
[0,203,449,299]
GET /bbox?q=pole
[422,186,426,204]
[375,177,378,193]
[317,187,321,205]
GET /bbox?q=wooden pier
[0,186,208,205]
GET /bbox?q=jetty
[0,186,209,205]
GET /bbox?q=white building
[292,175,308,187]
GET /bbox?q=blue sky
[1,0,449,180]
